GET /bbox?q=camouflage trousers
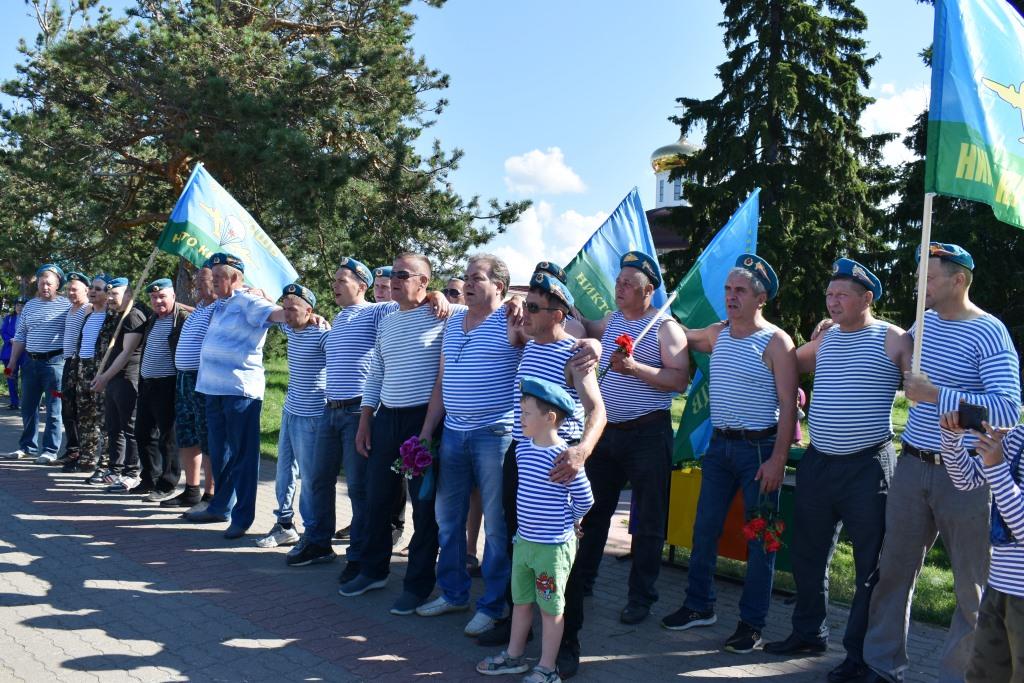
[967,587,1024,683]
[73,358,106,465]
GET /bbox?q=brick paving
[0,412,947,681]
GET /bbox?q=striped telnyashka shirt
[512,338,585,443]
[515,439,594,544]
[941,426,1024,598]
[174,301,214,373]
[14,296,71,353]
[196,291,277,399]
[598,311,673,423]
[902,310,1020,451]
[361,304,464,410]
[709,324,780,430]
[283,324,328,417]
[63,305,90,359]
[78,311,106,360]
[442,307,522,431]
[809,322,901,454]
[325,301,397,401]
[140,316,177,379]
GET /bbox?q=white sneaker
[87,468,110,485]
[3,449,32,460]
[256,523,300,548]
[108,475,140,493]
[34,453,57,465]
[464,611,498,636]
[415,595,469,617]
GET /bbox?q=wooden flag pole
[911,192,936,376]
[96,246,160,375]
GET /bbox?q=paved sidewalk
[0,411,946,681]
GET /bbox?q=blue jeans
[435,422,513,618]
[273,409,321,527]
[19,355,64,455]
[684,433,780,629]
[205,394,263,530]
[303,403,361,551]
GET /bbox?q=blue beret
[66,272,90,286]
[36,263,65,287]
[208,252,245,273]
[373,266,392,279]
[530,272,575,309]
[832,258,882,300]
[534,261,567,284]
[92,273,110,285]
[147,278,173,294]
[14,296,28,305]
[282,283,317,308]
[105,277,129,291]
[200,257,215,269]
[735,253,779,300]
[619,251,662,288]
[339,257,373,286]
[917,242,975,271]
[520,376,575,417]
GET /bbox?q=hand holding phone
[958,401,989,433]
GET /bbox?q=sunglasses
[525,302,564,314]
[391,270,425,280]
[441,288,463,298]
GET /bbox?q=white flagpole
[911,192,936,376]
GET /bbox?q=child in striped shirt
[477,377,592,683]
[939,411,1024,683]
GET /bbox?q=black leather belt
[606,409,670,431]
[713,425,778,441]
[327,396,362,409]
[903,443,945,466]
[28,349,62,361]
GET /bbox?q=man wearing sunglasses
[442,277,465,305]
[862,243,1021,683]
[68,275,110,474]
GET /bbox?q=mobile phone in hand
[958,401,989,433]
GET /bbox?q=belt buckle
[933,452,942,465]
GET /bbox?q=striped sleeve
[567,471,594,521]
[940,427,987,491]
[936,321,1021,428]
[361,341,384,409]
[13,308,27,344]
[982,427,1024,541]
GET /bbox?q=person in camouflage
[69,275,111,474]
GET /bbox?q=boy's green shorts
[511,536,577,616]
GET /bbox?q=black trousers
[104,375,139,476]
[361,404,440,598]
[136,376,178,491]
[790,442,895,662]
[564,413,673,644]
[60,357,80,455]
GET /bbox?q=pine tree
[665,0,895,339]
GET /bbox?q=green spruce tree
[665,0,895,339]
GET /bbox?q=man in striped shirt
[54,272,93,468]
[341,252,461,615]
[663,254,797,655]
[414,254,524,636]
[5,264,71,461]
[184,253,294,538]
[863,243,1021,683]
[765,259,912,683]
[939,414,1024,683]
[135,279,190,501]
[165,262,217,509]
[257,283,327,550]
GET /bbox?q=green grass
[264,369,953,626]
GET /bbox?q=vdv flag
[925,0,1024,229]
[156,163,299,294]
[671,189,759,463]
[563,188,668,320]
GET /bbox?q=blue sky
[0,1,935,281]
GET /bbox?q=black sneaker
[338,560,361,584]
[724,621,764,654]
[161,487,203,508]
[334,525,351,540]
[556,639,580,679]
[61,458,81,473]
[661,607,717,631]
[286,541,336,567]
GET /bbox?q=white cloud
[485,201,607,284]
[503,147,587,195]
[862,84,930,167]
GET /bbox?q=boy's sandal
[522,666,561,683]
[476,650,529,675]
